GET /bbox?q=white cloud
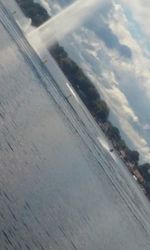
[121,120,150,162]
[120,0,150,38]
[108,3,150,100]
[143,124,150,131]
[98,73,139,123]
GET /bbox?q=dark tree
[90,100,109,123]
[138,163,150,181]
[50,43,105,122]
[115,139,127,151]
[106,125,121,142]
[16,0,50,26]
[126,150,139,165]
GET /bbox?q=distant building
[119,150,126,159]
[133,169,145,185]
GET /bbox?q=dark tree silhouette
[126,150,139,165]
[16,0,50,26]
[138,163,150,181]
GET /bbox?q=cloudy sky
[38,0,150,163]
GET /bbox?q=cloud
[120,120,150,162]
[98,72,139,123]
[120,0,150,38]
[86,7,132,59]
[94,24,132,58]
[104,2,150,103]
[143,124,150,131]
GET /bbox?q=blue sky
[38,0,150,163]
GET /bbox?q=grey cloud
[93,24,132,59]
[85,3,132,59]
[118,44,132,59]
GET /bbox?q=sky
[36,0,150,163]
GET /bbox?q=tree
[115,139,127,151]
[90,100,109,123]
[16,0,50,26]
[126,150,139,165]
[106,125,121,142]
[138,163,150,181]
[144,182,150,198]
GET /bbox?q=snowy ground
[0,1,150,249]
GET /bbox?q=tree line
[16,0,49,26]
